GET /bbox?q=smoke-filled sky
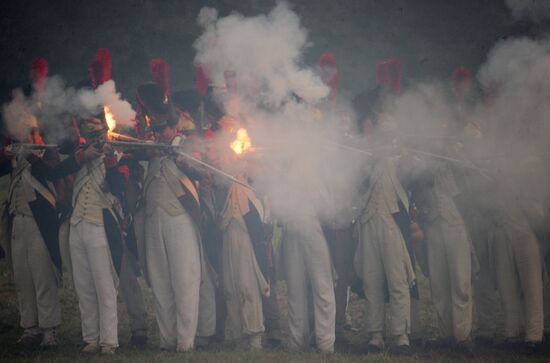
[1,0,550,228]
[1,0,549,105]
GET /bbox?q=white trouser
[119,247,148,335]
[493,227,543,342]
[70,220,118,347]
[11,214,60,329]
[284,222,336,352]
[145,207,201,351]
[222,220,266,341]
[355,214,412,337]
[425,218,472,342]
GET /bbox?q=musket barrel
[108,132,143,143]
[107,140,254,190]
[13,143,59,149]
[108,140,181,149]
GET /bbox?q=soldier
[0,58,61,349]
[412,156,474,352]
[218,158,270,349]
[172,88,218,349]
[451,69,497,346]
[138,75,204,352]
[354,114,415,355]
[489,178,544,352]
[47,50,128,354]
[278,134,336,354]
[55,115,125,355]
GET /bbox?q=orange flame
[104,106,116,132]
[230,128,253,155]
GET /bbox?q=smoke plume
[194,2,366,227]
[382,35,550,227]
[506,0,550,22]
[2,76,136,144]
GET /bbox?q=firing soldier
[411,149,474,352]
[0,58,61,349]
[0,129,61,348]
[47,50,128,354]
[212,116,271,350]
[276,108,336,353]
[354,59,425,349]
[214,71,284,348]
[451,67,497,346]
[354,109,416,355]
[84,49,151,350]
[137,63,208,351]
[57,115,125,355]
[172,87,218,348]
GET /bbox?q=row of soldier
[1,48,549,356]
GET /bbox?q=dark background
[1,0,549,104]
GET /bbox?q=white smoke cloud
[194,2,329,107]
[194,2,365,227]
[2,76,136,144]
[381,35,550,222]
[477,38,550,190]
[2,89,37,142]
[506,0,550,22]
[79,80,136,128]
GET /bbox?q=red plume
[95,48,112,78]
[150,58,169,102]
[31,57,49,91]
[452,66,471,88]
[195,64,210,97]
[452,66,472,100]
[376,58,403,95]
[318,52,339,99]
[204,128,215,139]
[319,52,337,68]
[224,70,237,94]
[88,48,112,88]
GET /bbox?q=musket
[325,140,374,156]
[12,143,59,149]
[108,131,142,143]
[108,140,254,190]
[402,146,494,181]
[108,140,181,150]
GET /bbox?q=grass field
[0,175,549,362]
[1,262,550,363]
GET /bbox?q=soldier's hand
[83,144,102,161]
[102,143,114,157]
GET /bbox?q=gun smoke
[2,76,136,143]
[194,2,366,228]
